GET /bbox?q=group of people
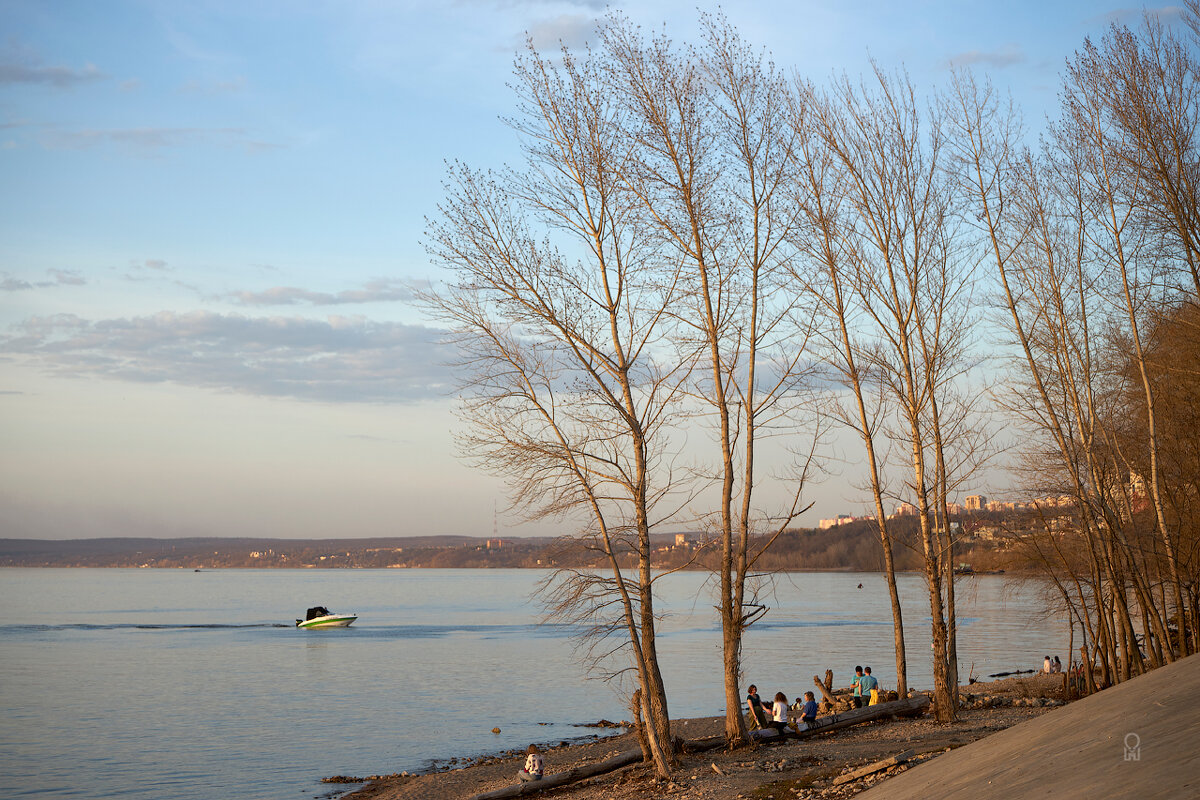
[1043,655,1063,674]
[520,666,892,782]
[745,685,820,736]
[850,666,880,708]
[745,665,886,738]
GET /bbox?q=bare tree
[1059,30,1194,657]
[948,37,1199,680]
[422,36,689,775]
[791,77,910,698]
[805,66,971,721]
[1086,15,1200,298]
[600,14,822,745]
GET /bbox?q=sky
[0,0,1180,540]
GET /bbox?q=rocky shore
[338,674,1068,800]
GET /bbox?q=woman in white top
[770,692,790,737]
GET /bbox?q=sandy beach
[338,674,1068,800]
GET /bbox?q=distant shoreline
[0,528,1023,572]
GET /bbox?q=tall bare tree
[600,14,821,744]
[947,20,1200,678]
[1059,28,1194,657]
[791,78,910,698]
[805,66,971,721]
[422,37,687,775]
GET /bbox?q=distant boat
[295,606,357,629]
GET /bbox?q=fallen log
[752,695,930,743]
[467,747,643,800]
[467,696,930,799]
[832,748,915,785]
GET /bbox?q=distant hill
[0,535,528,568]
[0,517,1024,570]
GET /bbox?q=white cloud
[1,276,33,291]
[225,278,413,306]
[0,41,107,88]
[47,269,86,286]
[524,14,596,51]
[0,269,87,291]
[1089,6,1186,25]
[945,44,1025,70]
[2,311,456,403]
[38,126,283,155]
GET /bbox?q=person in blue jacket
[859,666,879,705]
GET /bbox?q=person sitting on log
[770,692,791,737]
[746,684,771,729]
[797,691,819,729]
[517,744,544,782]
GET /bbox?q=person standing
[851,665,865,709]
[860,666,879,706]
[746,684,770,728]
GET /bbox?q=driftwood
[467,748,644,799]
[752,696,930,743]
[832,749,915,785]
[467,696,930,800]
[812,675,837,708]
[986,669,1036,678]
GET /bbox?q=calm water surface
[0,568,1067,799]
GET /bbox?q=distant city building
[675,533,695,547]
[894,502,917,517]
[818,514,856,530]
[965,495,986,511]
[486,539,504,549]
[1030,495,1075,509]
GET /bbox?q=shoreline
[340,674,1069,800]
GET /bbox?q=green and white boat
[295,606,357,629]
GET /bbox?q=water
[0,568,1067,799]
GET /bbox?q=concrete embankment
[858,652,1200,799]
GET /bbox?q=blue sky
[0,1,1174,540]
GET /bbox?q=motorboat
[295,606,357,629]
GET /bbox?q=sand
[336,674,1071,800]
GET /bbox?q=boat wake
[7,623,293,632]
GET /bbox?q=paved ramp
[857,653,1200,800]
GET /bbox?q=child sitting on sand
[518,744,544,782]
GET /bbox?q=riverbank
[340,674,1068,800]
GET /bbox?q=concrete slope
[857,653,1200,800]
